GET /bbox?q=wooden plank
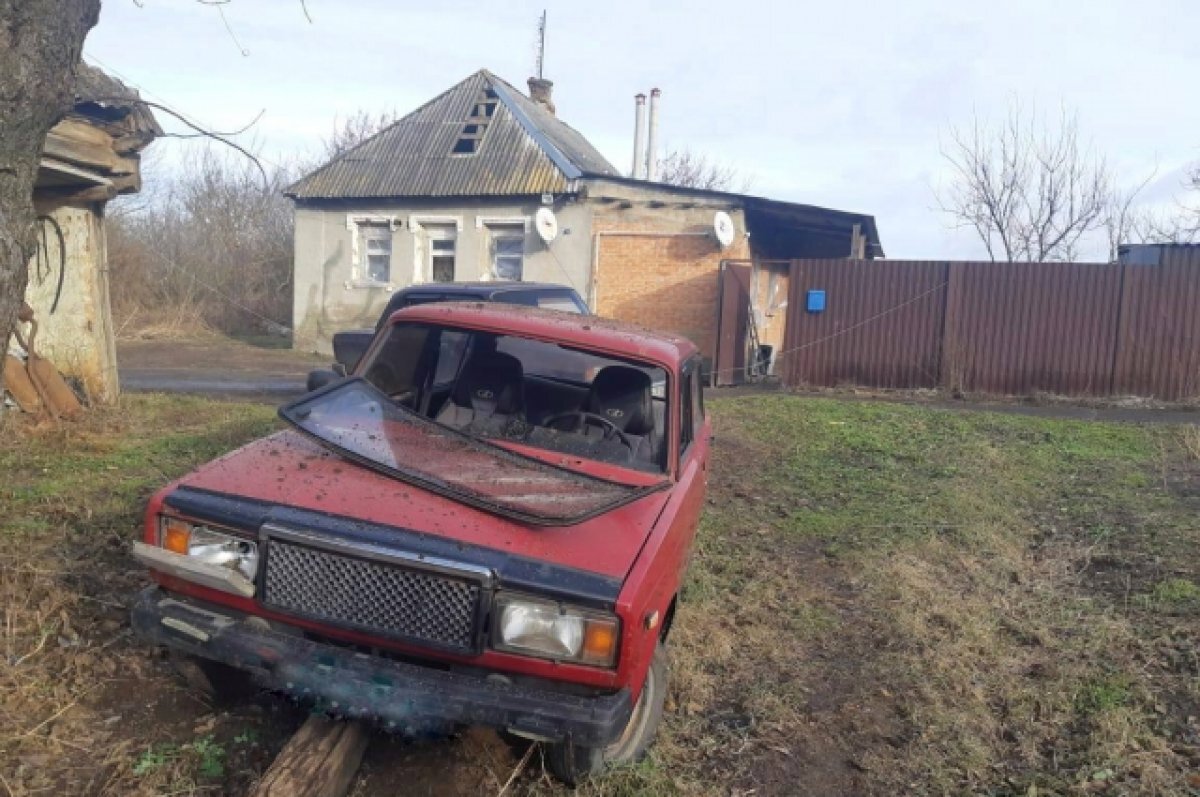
[249,716,370,797]
[43,121,134,175]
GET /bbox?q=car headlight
[492,593,619,667]
[159,516,258,582]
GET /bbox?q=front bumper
[131,588,632,746]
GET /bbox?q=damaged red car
[131,302,711,784]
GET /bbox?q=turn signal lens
[581,619,618,666]
[161,518,191,555]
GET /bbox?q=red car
[131,302,711,784]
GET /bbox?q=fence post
[937,261,956,390]
[1108,260,1129,396]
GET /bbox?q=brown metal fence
[773,249,1200,400]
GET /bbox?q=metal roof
[286,70,618,200]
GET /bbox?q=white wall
[22,203,118,403]
[291,198,593,354]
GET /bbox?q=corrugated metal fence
[769,249,1200,399]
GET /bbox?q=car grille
[262,540,483,653]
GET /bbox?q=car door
[617,358,711,692]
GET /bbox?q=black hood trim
[163,486,623,609]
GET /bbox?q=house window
[425,225,457,282]
[359,223,392,284]
[451,88,499,155]
[488,225,524,281]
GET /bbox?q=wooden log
[249,716,370,797]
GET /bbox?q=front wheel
[545,642,668,786]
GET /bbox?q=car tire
[169,652,256,704]
[545,642,668,786]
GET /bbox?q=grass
[0,395,280,796]
[3,393,1199,795]
[635,395,1200,797]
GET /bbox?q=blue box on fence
[806,290,826,313]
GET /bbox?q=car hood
[170,430,672,581]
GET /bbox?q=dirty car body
[132,302,710,777]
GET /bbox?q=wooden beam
[849,223,867,259]
[248,716,370,797]
[43,120,135,175]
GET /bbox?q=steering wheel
[542,410,634,451]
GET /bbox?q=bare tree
[1104,171,1157,261]
[322,110,399,160]
[109,147,295,336]
[0,0,100,391]
[939,105,1114,262]
[657,148,750,192]
[1104,164,1200,259]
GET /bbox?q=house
[22,64,160,403]
[286,69,881,364]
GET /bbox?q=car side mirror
[332,363,347,377]
[306,367,346,392]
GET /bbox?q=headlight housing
[492,593,619,667]
[159,516,258,582]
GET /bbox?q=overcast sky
[85,0,1200,260]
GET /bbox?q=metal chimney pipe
[632,93,646,179]
[645,88,661,181]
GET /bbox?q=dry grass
[114,305,222,342]
[0,396,282,795]
[3,394,1200,795]
[1182,423,1200,462]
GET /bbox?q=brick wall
[593,212,750,360]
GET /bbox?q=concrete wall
[586,181,751,361]
[21,203,118,402]
[292,198,593,354]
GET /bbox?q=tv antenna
[534,10,547,78]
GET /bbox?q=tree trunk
[0,0,100,391]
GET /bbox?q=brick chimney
[527,77,556,115]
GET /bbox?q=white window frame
[474,215,531,232]
[409,215,464,285]
[485,221,527,282]
[426,225,458,283]
[345,214,399,289]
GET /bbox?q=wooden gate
[713,261,752,386]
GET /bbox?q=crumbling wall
[23,203,117,403]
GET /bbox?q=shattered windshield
[279,379,661,525]
[277,322,672,524]
[358,322,670,473]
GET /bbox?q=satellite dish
[713,211,735,248]
[535,207,559,244]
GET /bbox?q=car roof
[391,301,699,368]
[395,282,579,297]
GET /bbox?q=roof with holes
[286,70,618,200]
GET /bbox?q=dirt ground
[2,393,1198,796]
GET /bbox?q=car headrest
[454,352,524,415]
[587,366,653,436]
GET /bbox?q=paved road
[117,338,327,398]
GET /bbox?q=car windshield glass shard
[279,378,661,525]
